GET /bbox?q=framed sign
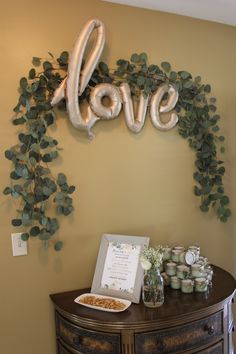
[91,234,149,303]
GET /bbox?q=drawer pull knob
[232,326,235,332]
[204,324,215,335]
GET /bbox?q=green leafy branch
[3,52,75,251]
[92,53,231,222]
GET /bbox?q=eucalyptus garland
[3,52,75,251]
[3,50,231,250]
[94,53,231,222]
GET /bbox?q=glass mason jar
[142,268,164,308]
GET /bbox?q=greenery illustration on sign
[3,20,231,251]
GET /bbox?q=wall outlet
[11,233,28,256]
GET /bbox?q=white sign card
[101,242,141,294]
[91,234,149,303]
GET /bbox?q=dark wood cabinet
[50,266,235,354]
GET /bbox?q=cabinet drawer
[57,340,74,354]
[56,312,120,354]
[195,340,223,354]
[135,311,223,354]
[57,338,86,354]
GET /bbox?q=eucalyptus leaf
[32,57,41,66]
[42,154,52,163]
[57,173,67,186]
[43,61,53,71]
[20,77,28,90]
[41,216,48,226]
[13,117,26,125]
[161,62,171,72]
[220,146,225,153]
[5,150,14,160]
[50,150,58,160]
[68,185,75,194]
[137,76,145,87]
[220,196,230,206]
[218,136,225,142]
[179,71,191,80]
[99,62,109,75]
[169,71,177,81]
[29,68,36,79]
[10,171,21,180]
[12,219,22,226]
[54,241,63,251]
[130,53,140,63]
[44,112,55,126]
[204,84,211,93]
[3,187,12,195]
[21,233,29,241]
[148,65,159,74]
[200,204,209,212]
[30,226,40,236]
[42,186,52,196]
[57,51,69,66]
[139,52,148,63]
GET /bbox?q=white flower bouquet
[140,245,166,271]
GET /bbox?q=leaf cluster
[89,53,231,222]
[162,62,230,222]
[91,52,166,99]
[3,52,75,250]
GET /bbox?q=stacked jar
[161,244,213,294]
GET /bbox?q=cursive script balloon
[150,84,179,131]
[51,18,179,138]
[120,83,149,133]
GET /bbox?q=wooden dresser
[50,266,235,354]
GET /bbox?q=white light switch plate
[11,233,28,256]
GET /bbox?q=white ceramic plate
[74,293,131,312]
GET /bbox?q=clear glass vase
[142,268,164,308]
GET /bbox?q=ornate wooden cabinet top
[50,265,236,332]
[50,266,236,354]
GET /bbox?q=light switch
[11,233,28,256]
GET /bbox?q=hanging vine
[92,53,231,222]
[3,52,75,251]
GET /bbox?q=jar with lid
[191,263,204,278]
[171,249,181,263]
[181,279,194,293]
[165,262,177,276]
[170,276,181,290]
[176,265,189,279]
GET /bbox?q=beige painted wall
[0,0,236,353]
